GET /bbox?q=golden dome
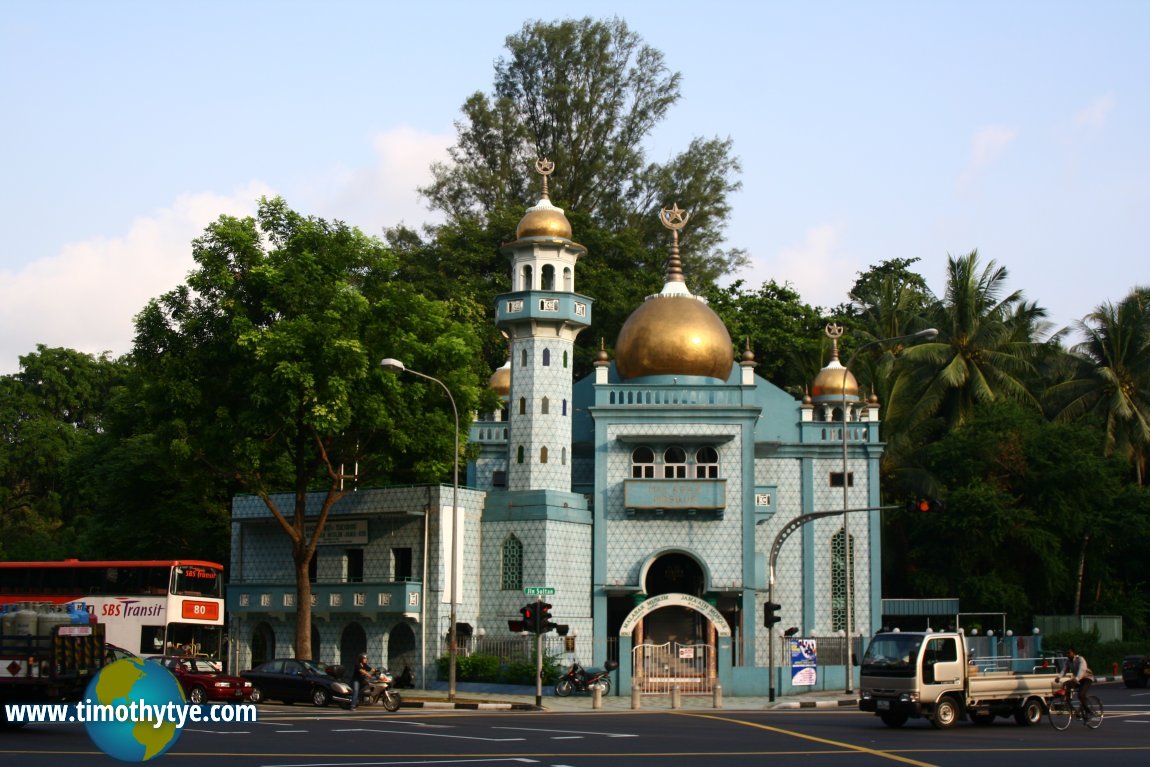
[810,360,859,399]
[488,361,511,396]
[614,294,734,380]
[515,198,572,240]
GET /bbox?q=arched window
[518,397,527,415]
[561,447,567,465]
[561,399,567,416]
[663,446,687,478]
[563,266,573,291]
[831,529,856,633]
[521,348,528,367]
[563,351,568,368]
[542,348,551,366]
[695,446,719,478]
[501,535,523,591]
[631,446,655,479]
[541,264,555,290]
[541,396,550,414]
[540,446,549,463]
[516,445,524,464]
[521,265,533,291]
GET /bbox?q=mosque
[227,162,885,696]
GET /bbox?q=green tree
[410,16,747,378]
[0,346,127,559]
[1049,286,1150,485]
[887,401,1129,620]
[890,250,1043,434]
[131,197,486,659]
[704,279,826,392]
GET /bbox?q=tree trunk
[295,545,313,660]
[1073,532,1090,616]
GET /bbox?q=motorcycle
[554,660,618,697]
[353,669,402,711]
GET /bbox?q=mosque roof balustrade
[469,421,509,445]
[226,580,422,619]
[592,381,749,408]
[799,420,881,446]
[495,290,593,327]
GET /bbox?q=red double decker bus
[0,559,226,661]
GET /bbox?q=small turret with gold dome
[810,323,861,420]
[513,158,573,241]
[613,203,734,381]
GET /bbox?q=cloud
[0,182,273,375]
[303,126,453,235]
[740,223,854,310]
[1073,93,1115,130]
[0,125,455,376]
[959,124,1018,187]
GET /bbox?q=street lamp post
[831,327,938,694]
[381,358,460,702]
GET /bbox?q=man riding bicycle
[1059,646,1095,715]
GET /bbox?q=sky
[2,1,1147,376]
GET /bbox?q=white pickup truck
[858,631,1058,728]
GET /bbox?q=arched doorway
[388,623,417,686]
[250,622,275,667]
[339,622,367,665]
[620,592,730,696]
[641,552,706,645]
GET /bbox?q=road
[4,684,1150,766]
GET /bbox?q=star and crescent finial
[535,158,555,199]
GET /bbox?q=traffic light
[907,497,944,513]
[520,603,539,633]
[764,601,781,627]
[539,602,556,633]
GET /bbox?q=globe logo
[83,658,186,762]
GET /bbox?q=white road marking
[493,725,637,738]
[333,727,524,742]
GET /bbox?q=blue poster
[789,638,818,686]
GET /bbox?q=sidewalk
[396,683,858,712]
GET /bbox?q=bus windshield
[172,565,223,598]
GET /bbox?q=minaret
[495,159,593,491]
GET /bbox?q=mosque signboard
[623,479,726,512]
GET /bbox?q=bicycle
[1047,678,1103,730]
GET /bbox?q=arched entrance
[250,622,275,667]
[339,622,367,665]
[621,593,731,696]
[387,622,417,683]
[640,552,707,645]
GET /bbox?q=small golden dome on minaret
[810,323,860,399]
[514,158,573,240]
[488,360,511,396]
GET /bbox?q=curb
[401,700,541,711]
[771,698,858,710]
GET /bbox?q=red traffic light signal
[907,497,944,513]
[520,603,538,633]
[539,602,555,633]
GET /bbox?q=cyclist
[1060,646,1095,716]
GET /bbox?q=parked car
[241,659,352,706]
[150,656,255,704]
[1122,654,1150,688]
[105,644,137,663]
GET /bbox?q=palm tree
[890,250,1043,432]
[1049,286,1150,485]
